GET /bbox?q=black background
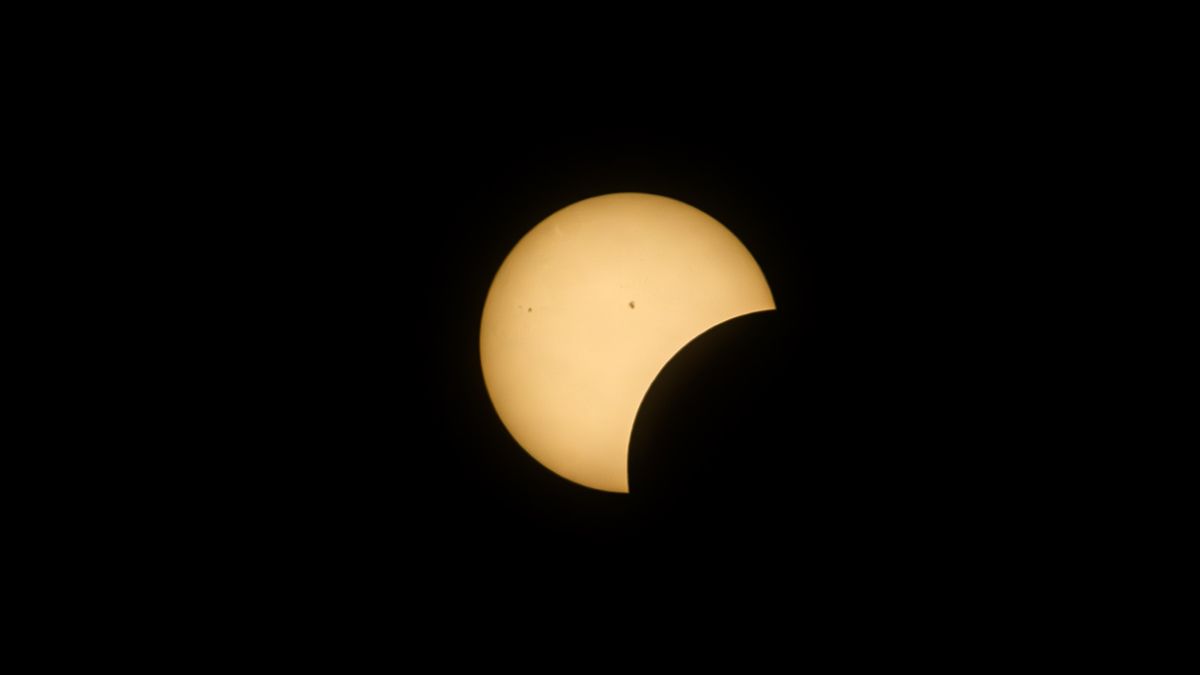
[23,11,1128,658]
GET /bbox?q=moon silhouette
[479,193,775,492]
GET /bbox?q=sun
[480,193,774,492]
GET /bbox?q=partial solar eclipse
[480,193,775,492]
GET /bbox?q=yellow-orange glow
[480,193,775,492]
